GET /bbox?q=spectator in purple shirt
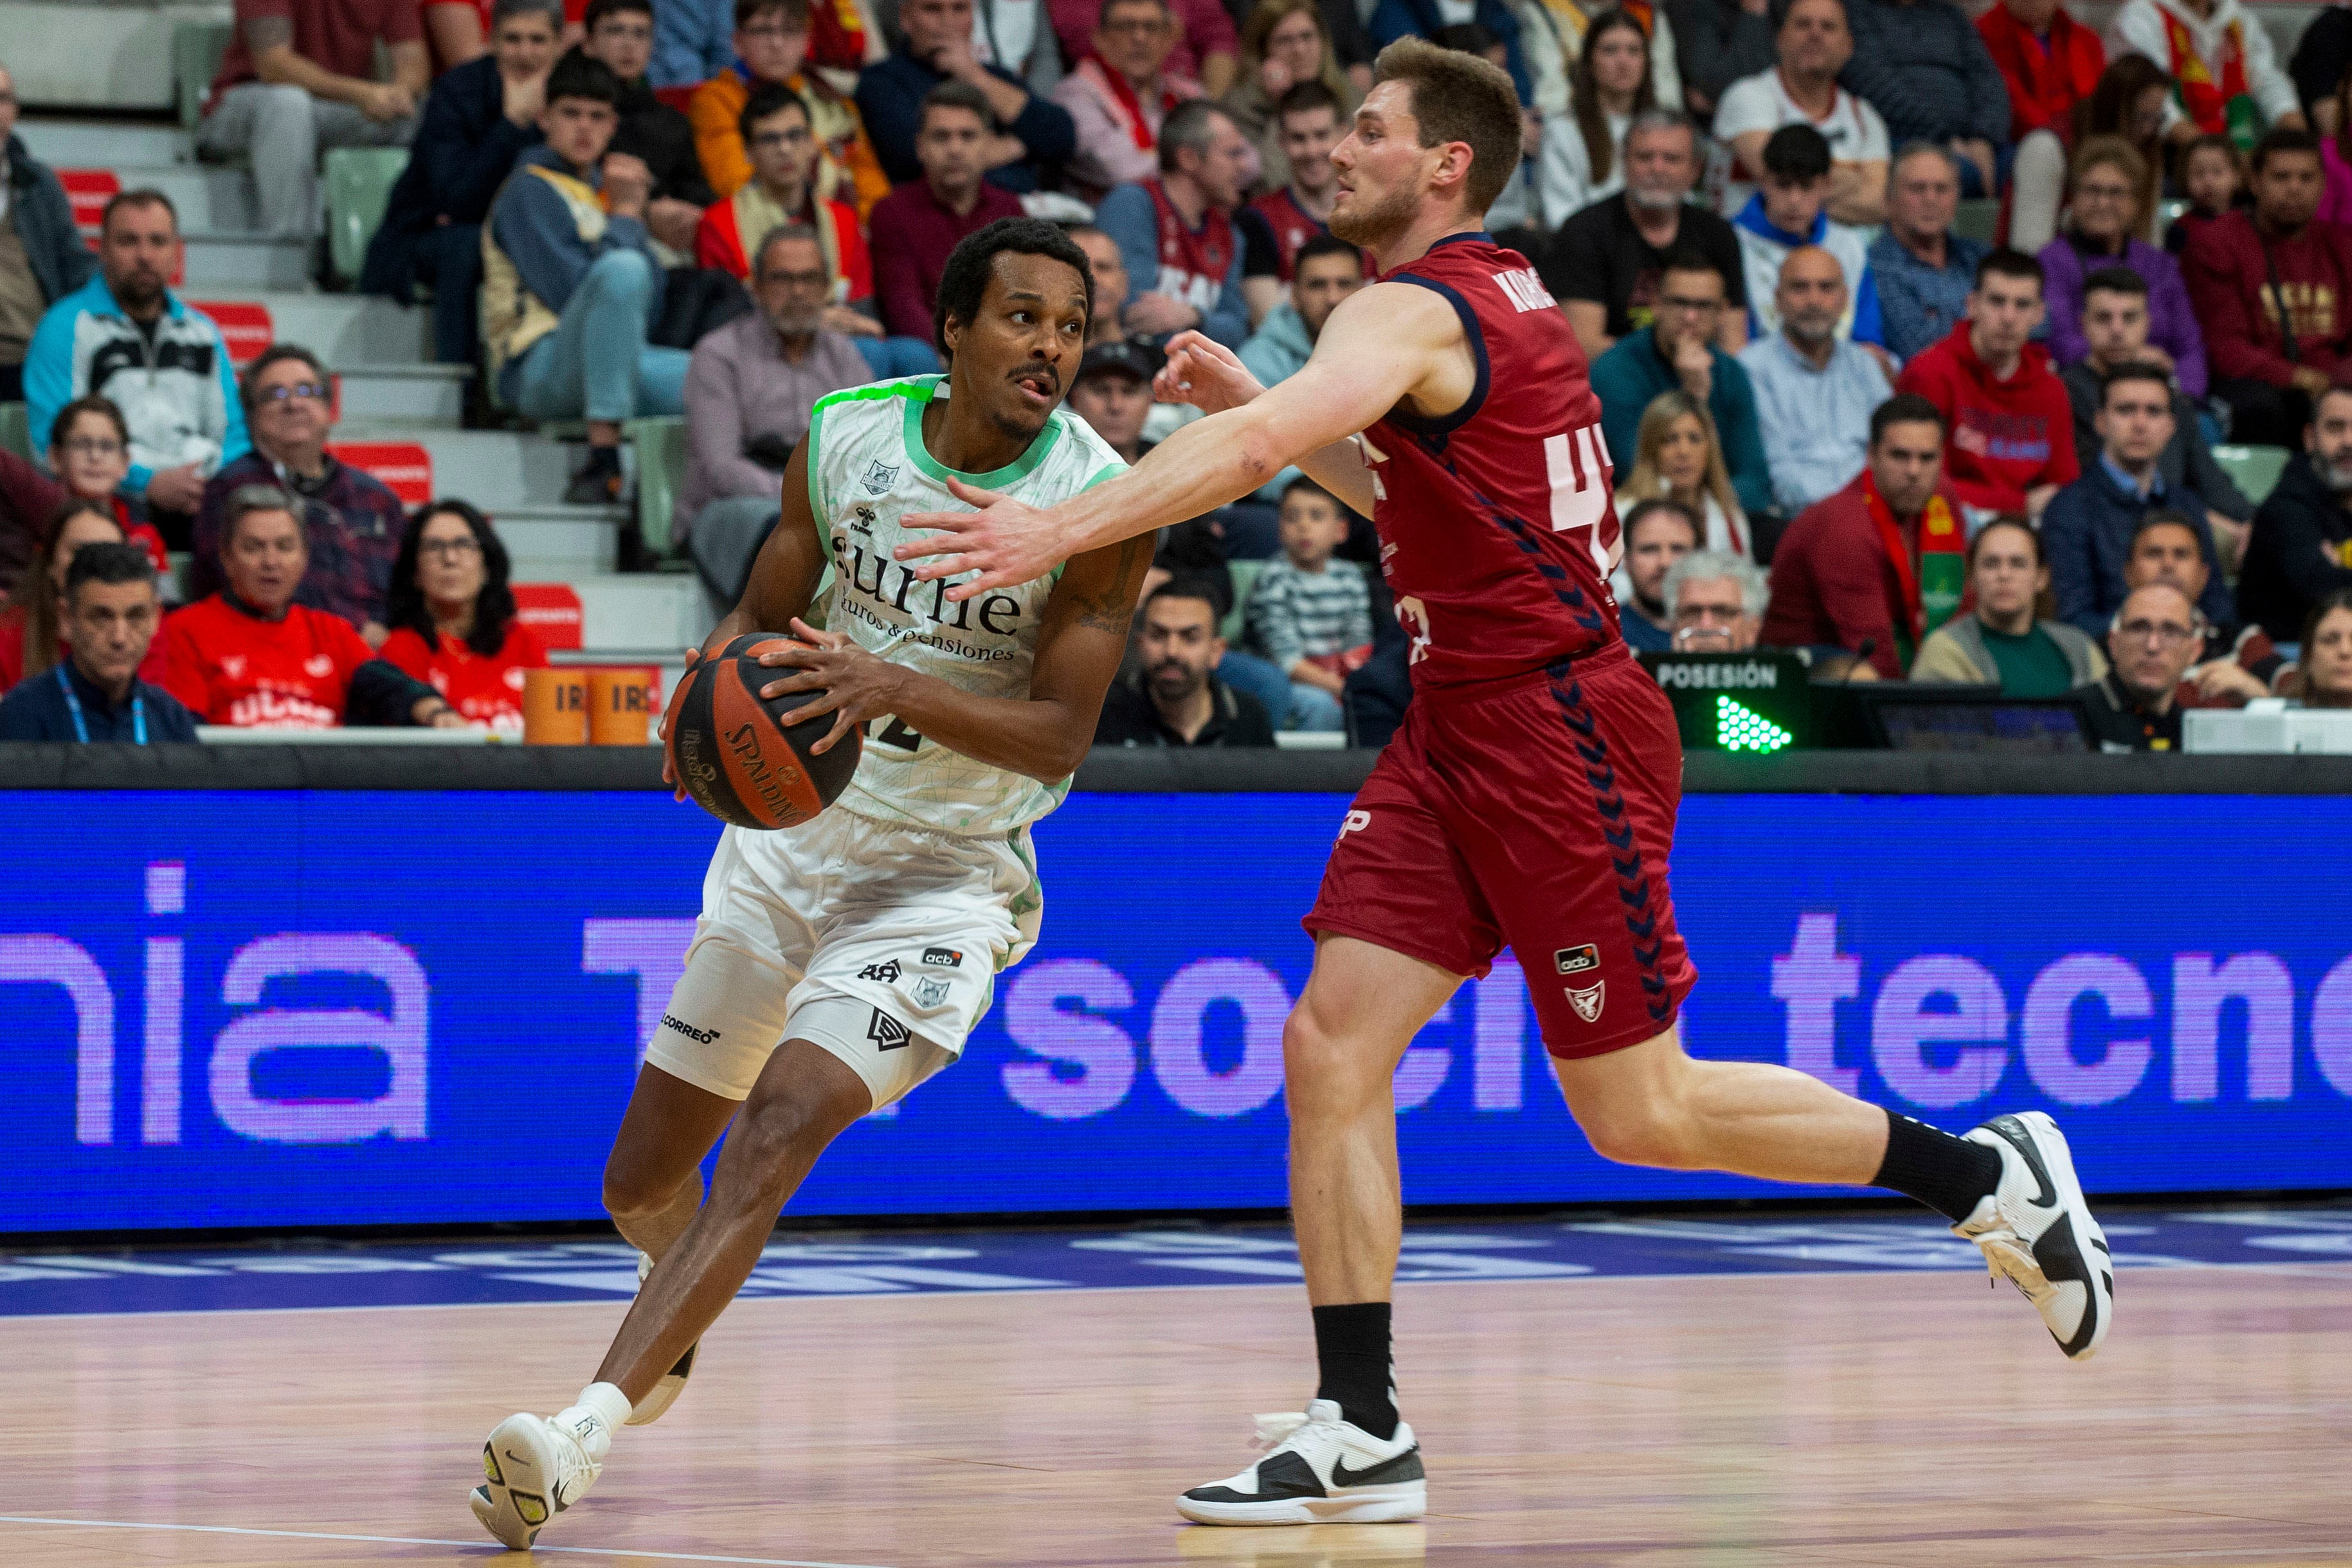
[2037,136,2207,397]
[192,345,406,643]
[678,224,870,604]
[867,83,1029,342]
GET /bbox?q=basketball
[665,633,861,829]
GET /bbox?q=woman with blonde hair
[2036,136,2207,393]
[1223,0,1362,188]
[1619,389,1750,557]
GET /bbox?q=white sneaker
[624,1250,698,1427]
[1955,1112,2113,1361]
[1179,1399,1426,1526]
[469,1406,611,1549]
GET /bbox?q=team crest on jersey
[1564,981,1606,1023]
[867,1007,912,1050]
[861,459,900,495]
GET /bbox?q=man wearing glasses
[2072,581,2208,751]
[191,345,407,644]
[1589,249,1775,519]
[687,0,890,216]
[1052,0,1206,202]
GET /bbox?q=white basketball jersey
[804,374,1125,834]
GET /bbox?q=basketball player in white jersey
[469,218,1148,1550]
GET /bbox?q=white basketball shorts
[644,809,1042,1112]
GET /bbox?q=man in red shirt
[1238,80,1353,321]
[866,82,1026,341]
[1896,247,2077,517]
[164,484,464,729]
[2184,127,2352,447]
[1975,0,2103,147]
[199,0,430,238]
[695,84,869,307]
[1762,393,1963,676]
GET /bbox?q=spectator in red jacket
[46,396,170,578]
[1761,393,1963,676]
[164,484,464,730]
[1976,0,2104,145]
[867,82,1027,342]
[0,498,164,689]
[2183,126,2352,447]
[1895,247,2077,518]
[377,499,548,732]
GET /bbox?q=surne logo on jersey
[1494,267,1557,314]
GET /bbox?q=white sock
[559,1382,633,1458]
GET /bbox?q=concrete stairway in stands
[13,111,712,662]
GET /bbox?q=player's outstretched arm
[895,283,1463,597]
[752,531,1153,782]
[1155,334,1379,517]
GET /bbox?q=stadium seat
[57,169,121,242]
[2212,444,2290,507]
[173,19,233,133]
[0,402,29,462]
[1223,557,1263,645]
[189,300,275,367]
[1951,200,2001,246]
[624,415,689,559]
[325,148,410,286]
[328,440,434,508]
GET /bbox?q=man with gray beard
[1739,244,1894,515]
[676,223,871,602]
[1544,109,1748,359]
[2239,382,2352,641]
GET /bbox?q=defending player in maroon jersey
[898,34,2113,1533]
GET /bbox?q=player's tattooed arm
[1069,534,1148,635]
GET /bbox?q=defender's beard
[1330,179,1421,255]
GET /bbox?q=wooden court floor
[2,1264,2347,1567]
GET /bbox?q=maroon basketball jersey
[1359,233,1622,689]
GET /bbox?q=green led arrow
[1715,694,1793,753]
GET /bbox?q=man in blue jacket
[0,543,199,742]
[24,191,247,523]
[1,61,97,404]
[483,53,688,503]
[1589,247,1776,519]
[2040,362,2233,636]
[361,0,564,365]
[856,0,1074,192]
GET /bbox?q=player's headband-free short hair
[1369,35,1523,216]
[931,217,1095,357]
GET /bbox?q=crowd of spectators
[9,0,2352,749]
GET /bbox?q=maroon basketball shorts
[1305,645,1697,1059]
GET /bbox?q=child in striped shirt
[1245,477,1373,733]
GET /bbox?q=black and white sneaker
[1955,1112,2113,1361]
[1178,1399,1425,1526]
[624,1250,697,1426]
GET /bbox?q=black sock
[1874,1110,2004,1223]
[1312,1302,1398,1440]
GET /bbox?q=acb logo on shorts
[1554,944,1600,976]
[921,947,963,968]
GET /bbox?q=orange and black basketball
[665,634,861,829]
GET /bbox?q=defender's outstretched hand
[1154,330,1267,415]
[896,474,1069,600]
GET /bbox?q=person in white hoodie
[2108,0,2304,144]
[1539,6,1654,226]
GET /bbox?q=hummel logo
[852,503,877,533]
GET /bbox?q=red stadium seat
[512,583,584,651]
[57,169,120,241]
[327,440,433,508]
[191,300,274,367]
